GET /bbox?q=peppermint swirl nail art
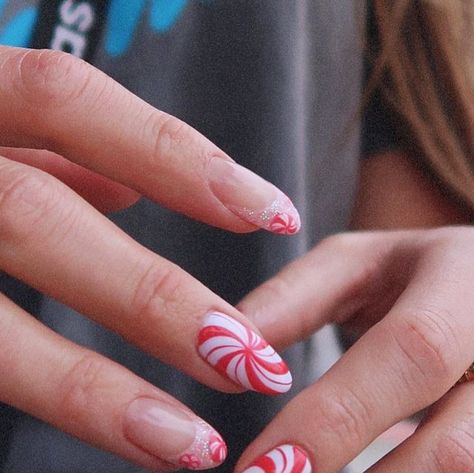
[243,445,312,473]
[269,212,300,234]
[198,312,292,395]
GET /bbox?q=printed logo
[0,0,208,56]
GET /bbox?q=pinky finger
[368,383,474,473]
[0,293,227,471]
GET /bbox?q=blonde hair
[370,0,474,209]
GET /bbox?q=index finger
[0,47,300,234]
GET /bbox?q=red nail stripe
[243,445,311,473]
[198,312,292,395]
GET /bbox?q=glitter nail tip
[243,445,312,473]
[174,420,227,470]
[229,195,301,235]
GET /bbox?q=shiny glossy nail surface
[242,445,312,473]
[197,312,292,395]
[208,159,301,235]
[124,398,227,470]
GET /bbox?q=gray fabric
[0,1,364,472]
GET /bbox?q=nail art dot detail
[243,445,312,473]
[198,312,292,395]
[174,420,227,470]
[229,196,301,235]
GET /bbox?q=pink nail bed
[124,398,227,470]
[208,159,301,235]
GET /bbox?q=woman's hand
[0,45,299,471]
[237,228,474,472]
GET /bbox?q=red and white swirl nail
[208,159,301,235]
[124,398,227,470]
[197,312,293,395]
[243,445,312,473]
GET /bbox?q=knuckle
[316,389,370,446]
[433,423,474,472]
[148,112,192,162]
[0,164,61,241]
[12,49,97,108]
[391,307,460,392]
[130,260,186,329]
[58,354,109,423]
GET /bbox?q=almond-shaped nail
[124,398,227,470]
[242,445,312,473]
[197,312,293,395]
[208,159,301,235]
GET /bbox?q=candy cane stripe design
[209,433,227,463]
[198,312,292,395]
[269,213,300,235]
[243,445,312,473]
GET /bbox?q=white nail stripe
[206,312,248,342]
[198,312,292,394]
[251,360,293,393]
[243,445,311,473]
[207,346,241,366]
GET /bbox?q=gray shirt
[0,1,365,471]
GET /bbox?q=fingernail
[242,445,311,473]
[208,159,301,235]
[124,398,227,470]
[197,312,293,395]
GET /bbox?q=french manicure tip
[198,312,293,395]
[243,444,312,473]
[241,196,301,235]
[176,422,227,470]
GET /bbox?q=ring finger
[0,293,227,471]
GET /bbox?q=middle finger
[0,156,292,395]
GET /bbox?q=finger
[0,147,140,213]
[0,293,227,471]
[0,47,300,234]
[0,156,292,395]
[238,232,405,348]
[236,229,474,472]
[368,383,474,472]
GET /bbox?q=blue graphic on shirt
[0,0,204,56]
[105,0,188,56]
[0,2,37,47]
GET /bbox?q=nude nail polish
[124,398,227,470]
[208,158,301,235]
[197,312,293,395]
[242,445,311,473]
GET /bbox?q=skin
[1,41,473,471]
[236,151,474,472]
[0,45,295,470]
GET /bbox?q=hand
[237,228,474,473]
[0,46,300,471]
